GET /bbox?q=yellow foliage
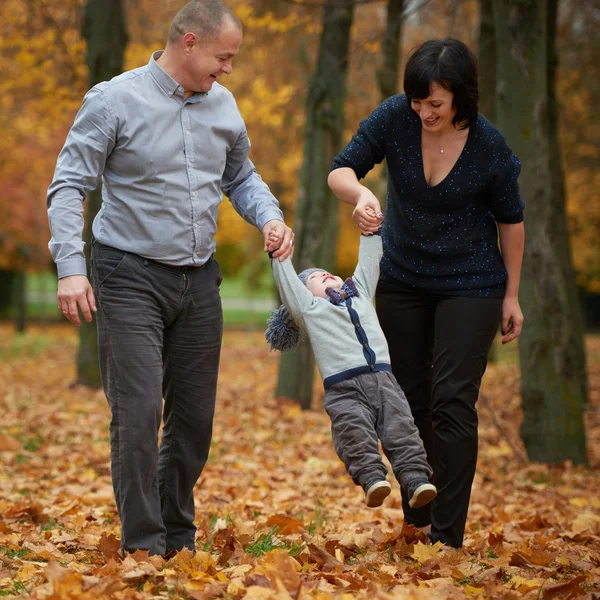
[0,0,596,296]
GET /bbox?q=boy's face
[306,270,344,299]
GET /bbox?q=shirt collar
[148,51,182,97]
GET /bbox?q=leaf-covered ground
[1,325,599,599]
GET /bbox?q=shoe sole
[409,483,437,509]
[366,482,392,508]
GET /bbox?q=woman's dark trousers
[376,285,502,548]
[92,241,223,556]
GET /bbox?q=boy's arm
[271,257,315,322]
[352,233,383,299]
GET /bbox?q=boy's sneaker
[365,480,392,508]
[407,480,437,508]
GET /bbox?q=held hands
[501,296,524,344]
[263,220,295,262]
[353,189,384,234]
[57,275,97,326]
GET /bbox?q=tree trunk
[0,270,16,318]
[478,0,496,124]
[375,0,405,209]
[77,0,127,388]
[479,0,499,362]
[494,0,588,464]
[14,271,26,333]
[275,0,355,409]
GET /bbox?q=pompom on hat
[265,267,321,352]
[265,305,303,352]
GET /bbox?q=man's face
[306,271,344,299]
[183,19,242,93]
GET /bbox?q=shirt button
[355,323,360,328]
[186,130,190,135]
[363,343,368,348]
[370,364,375,370]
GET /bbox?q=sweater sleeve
[352,234,383,300]
[330,98,393,180]
[271,258,315,323]
[486,137,525,224]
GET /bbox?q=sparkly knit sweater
[331,94,524,298]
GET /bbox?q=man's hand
[352,189,383,234]
[57,275,97,326]
[263,220,294,262]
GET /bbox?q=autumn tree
[376,0,405,104]
[478,0,496,124]
[373,0,406,207]
[494,0,588,464]
[275,0,355,409]
[0,0,87,328]
[76,0,128,387]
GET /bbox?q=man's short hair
[168,0,241,45]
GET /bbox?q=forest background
[0,0,598,309]
[1,1,600,598]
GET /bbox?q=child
[265,227,436,509]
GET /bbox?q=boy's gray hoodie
[271,234,391,388]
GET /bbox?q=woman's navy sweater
[331,94,524,298]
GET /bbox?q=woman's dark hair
[403,38,479,129]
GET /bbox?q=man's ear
[182,32,197,53]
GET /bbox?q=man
[47,0,293,557]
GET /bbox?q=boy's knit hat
[265,267,323,352]
[298,267,321,286]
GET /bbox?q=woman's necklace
[438,128,458,153]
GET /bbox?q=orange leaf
[98,533,121,562]
[265,514,306,535]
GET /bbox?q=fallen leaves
[0,326,599,599]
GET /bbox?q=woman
[328,38,524,549]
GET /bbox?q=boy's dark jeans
[376,284,502,549]
[91,241,223,556]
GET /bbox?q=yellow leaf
[412,540,444,563]
[569,497,588,508]
[510,576,543,593]
[571,512,600,534]
[186,580,206,591]
[223,564,253,578]
[465,584,485,596]
[16,563,38,580]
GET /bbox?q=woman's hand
[352,189,383,234]
[501,295,524,344]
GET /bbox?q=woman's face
[410,82,456,133]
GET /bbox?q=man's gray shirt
[47,51,284,279]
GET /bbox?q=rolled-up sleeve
[330,99,389,180]
[221,127,284,231]
[47,86,117,278]
[486,140,524,224]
